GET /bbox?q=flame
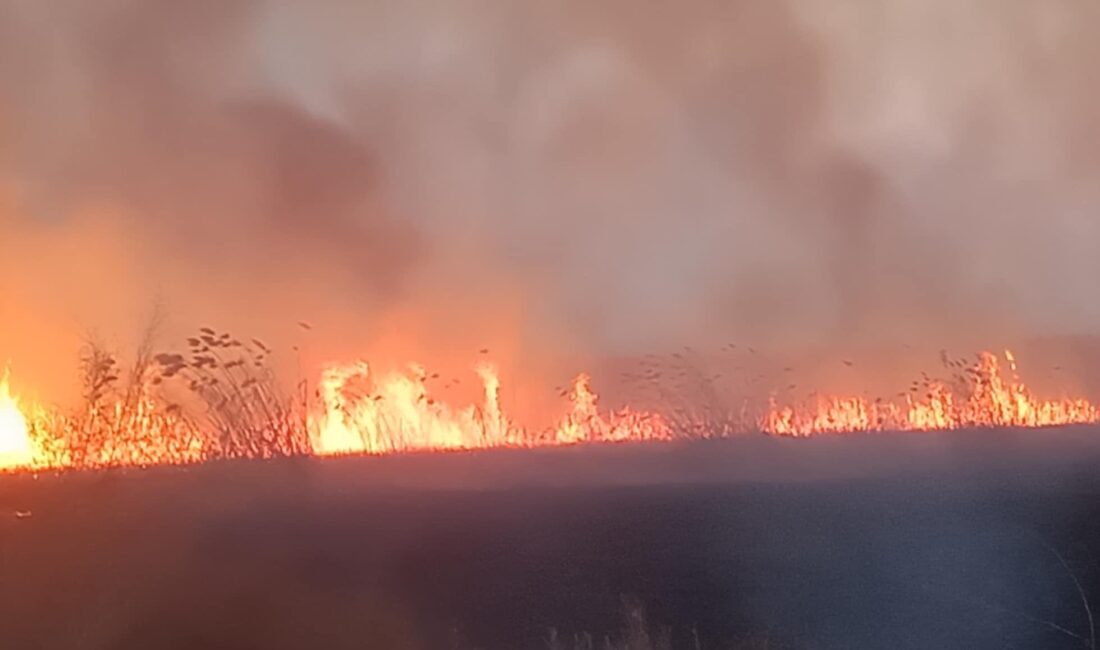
[310,364,670,455]
[554,373,671,444]
[34,397,204,468]
[311,362,517,454]
[763,350,1100,436]
[0,370,34,469]
[1,348,1098,473]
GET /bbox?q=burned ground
[1,431,1099,649]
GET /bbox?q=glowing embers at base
[763,350,1100,436]
[0,370,33,469]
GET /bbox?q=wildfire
[0,370,33,468]
[1,348,1098,473]
[312,361,516,454]
[554,373,671,445]
[310,364,671,455]
[763,351,1100,436]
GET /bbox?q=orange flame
[312,362,518,454]
[310,364,671,455]
[763,350,1100,436]
[553,373,671,445]
[2,348,1098,472]
[0,369,34,469]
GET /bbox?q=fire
[1,346,1098,473]
[0,369,33,469]
[311,364,671,455]
[554,374,671,444]
[33,398,205,469]
[763,350,1100,436]
[312,362,518,454]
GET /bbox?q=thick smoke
[3,0,1100,402]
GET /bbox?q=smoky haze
[2,0,1100,402]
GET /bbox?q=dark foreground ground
[2,429,1100,649]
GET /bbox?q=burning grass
[762,350,1100,436]
[2,330,1099,472]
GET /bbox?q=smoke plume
[3,0,1100,402]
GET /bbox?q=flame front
[2,348,1099,472]
[554,374,671,445]
[763,351,1100,436]
[0,371,33,469]
[312,362,516,454]
[310,365,672,455]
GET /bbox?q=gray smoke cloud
[3,0,1100,398]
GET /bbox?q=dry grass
[623,350,757,439]
[25,320,311,467]
[29,315,206,467]
[153,326,311,459]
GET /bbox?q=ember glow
[1,349,1098,473]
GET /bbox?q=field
[2,429,1100,649]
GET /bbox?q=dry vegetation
[621,347,769,440]
[26,322,310,468]
[153,326,311,459]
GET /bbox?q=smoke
[3,0,1100,401]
